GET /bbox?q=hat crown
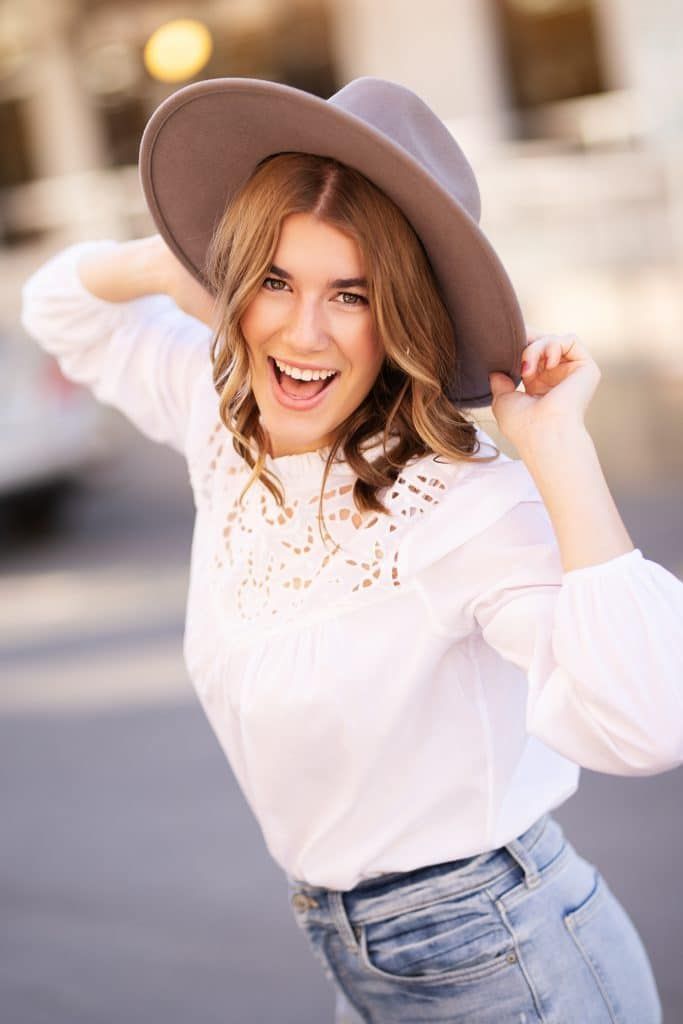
[328,77,481,223]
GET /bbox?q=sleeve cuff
[561,547,643,583]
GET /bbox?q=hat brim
[139,77,525,407]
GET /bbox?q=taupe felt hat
[138,75,526,408]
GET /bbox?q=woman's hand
[487,327,602,453]
[145,234,220,329]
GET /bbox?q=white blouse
[21,240,683,891]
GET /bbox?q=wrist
[127,236,169,296]
[515,418,592,465]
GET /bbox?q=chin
[265,415,339,452]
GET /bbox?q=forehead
[275,212,363,271]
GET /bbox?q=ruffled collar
[262,431,392,485]
[257,425,499,486]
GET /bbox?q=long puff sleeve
[402,457,683,777]
[20,240,213,457]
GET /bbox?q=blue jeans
[286,814,662,1023]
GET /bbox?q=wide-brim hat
[138,75,526,408]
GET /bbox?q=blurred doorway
[493,0,608,137]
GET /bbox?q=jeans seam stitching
[322,930,374,1024]
[351,817,555,926]
[501,843,571,911]
[331,892,362,953]
[564,871,604,927]
[486,886,549,1024]
[563,917,620,1024]
[357,920,515,987]
[354,862,521,925]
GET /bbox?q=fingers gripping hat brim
[138,77,526,408]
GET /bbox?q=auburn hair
[204,152,500,549]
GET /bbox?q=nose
[280,294,331,355]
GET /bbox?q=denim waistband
[288,814,570,955]
[358,813,550,892]
[289,812,553,906]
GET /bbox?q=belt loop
[504,837,542,890]
[329,891,361,954]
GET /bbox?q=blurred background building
[1,0,682,484]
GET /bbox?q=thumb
[488,371,515,396]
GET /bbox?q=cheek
[348,339,385,396]
[240,295,278,339]
[363,332,386,381]
[239,305,259,340]
[345,321,383,366]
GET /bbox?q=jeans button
[292,892,318,911]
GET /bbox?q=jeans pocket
[563,870,662,1024]
[357,888,515,987]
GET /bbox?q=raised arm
[76,234,219,329]
[402,461,683,778]
[21,236,218,457]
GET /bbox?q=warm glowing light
[507,0,586,13]
[143,19,213,84]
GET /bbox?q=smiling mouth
[269,356,340,400]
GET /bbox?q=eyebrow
[269,264,368,289]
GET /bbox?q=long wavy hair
[204,152,500,548]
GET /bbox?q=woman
[21,76,681,1023]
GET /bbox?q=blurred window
[97,92,149,168]
[494,0,606,110]
[174,0,338,97]
[86,0,338,166]
[0,96,33,187]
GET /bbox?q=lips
[273,357,339,376]
[267,355,340,411]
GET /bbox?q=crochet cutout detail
[194,420,454,638]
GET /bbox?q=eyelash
[262,276,368,306]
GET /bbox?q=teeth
[274,358,337,381]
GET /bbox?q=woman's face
[240,212,385,458]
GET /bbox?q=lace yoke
[189,418,484,641]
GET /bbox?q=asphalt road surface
[1,396,682,1023]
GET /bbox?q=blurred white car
[0,325,119,529]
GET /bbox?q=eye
[262,276,368,306]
